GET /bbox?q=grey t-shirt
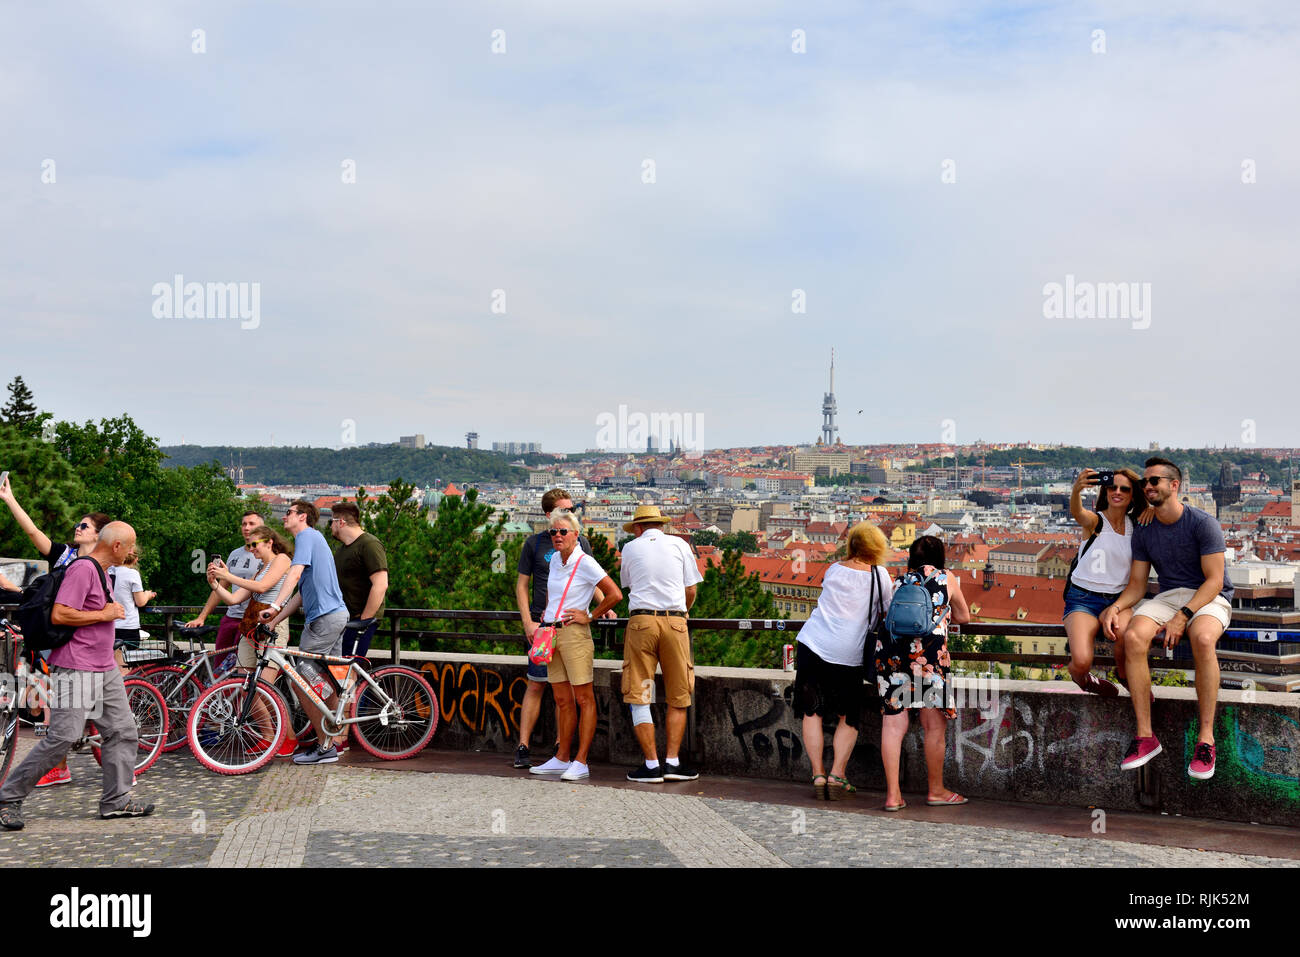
[223,546,261,617]
[1131,505,1233,601]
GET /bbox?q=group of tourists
[0,474,389,831]
[0,458,1236,829]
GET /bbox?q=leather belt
[629,609,687,618]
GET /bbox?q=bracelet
[1179,605,1194,621]
[270,602,282,612]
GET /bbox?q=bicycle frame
[241,639,397,734]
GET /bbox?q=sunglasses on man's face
[548,528,572,538]
[1141,476,1169,487]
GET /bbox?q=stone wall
[409,651,1300,827]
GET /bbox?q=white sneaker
[560,761,590,782]
[529,756,571,775]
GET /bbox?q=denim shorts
[1062,582,1120,621]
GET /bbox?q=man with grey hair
[1,522,155,830]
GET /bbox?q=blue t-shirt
[1131,505,1233,601]
[292,527,347,624]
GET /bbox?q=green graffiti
[1184,706,1300,802]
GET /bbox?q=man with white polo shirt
[618,504,703,783]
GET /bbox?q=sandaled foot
[812,774,829,800]
[883,798,906,811]
[925,791,968,806]
[827,774,857,800]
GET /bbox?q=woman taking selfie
[1065,467,1145,696]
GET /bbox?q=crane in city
[1010,459,1046,491]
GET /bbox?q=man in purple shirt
[0,522,155,830]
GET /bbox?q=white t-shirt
[224,546,261,617]
[620,528,703,611]
[542,550,609,623]
[796,563,893,667]
[1070,514,1133,593]
[109,565,143,630]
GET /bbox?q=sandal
[884,800,907,812]
[925,792,968,806]
[812,774,829,800]
[827,774,857,800]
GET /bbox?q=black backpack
[15,556,110,651]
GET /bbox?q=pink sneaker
[1085,674,1119,697]
[1188,742,1216,780]
[1120,736,1162,771]
[35,766,71,788]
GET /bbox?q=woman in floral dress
[875,536,970,811]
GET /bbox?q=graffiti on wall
[724,689,804,771]
[1186,706,1300,802]
[420,662,526,741]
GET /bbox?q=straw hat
[623,504,672,533]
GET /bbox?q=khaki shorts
[621,615,694,709]
[1133,588,1231,633]
[547,622,594,687]
[237,619,290,669]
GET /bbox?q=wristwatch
[270,602,283,612]
[1178,605,1194,621]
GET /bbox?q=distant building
[492,441,542,455]
[787,448,851,477]
[398,434,426,449]
[465,432,479,450]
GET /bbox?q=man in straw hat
[619,504,704,783]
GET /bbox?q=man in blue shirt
[1100,458,1233,780]
[261,500,350,765]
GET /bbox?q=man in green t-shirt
[329,502,389,657]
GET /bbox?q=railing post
[390,615,400,666]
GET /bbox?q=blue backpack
[883,570,939,640]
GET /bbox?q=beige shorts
[547,622,594,687]
[1133,588,1231,633]
[621,615,694,709]
[237,618,290,669]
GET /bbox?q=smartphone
[1092,469,1115,487]
[0,471,8,489]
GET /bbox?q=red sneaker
[276,737,298,758]
[1188,742,1216,780]
[1120,736,1162,771]
[35,766,71,788]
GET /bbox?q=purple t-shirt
[47,559,116,672]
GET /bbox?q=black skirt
[792,642,866,729]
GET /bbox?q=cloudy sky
[4,1,1297,453]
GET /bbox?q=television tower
[821,349,839,446]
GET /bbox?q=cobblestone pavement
[1,745,1296,867]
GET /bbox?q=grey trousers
[0,667,137,815]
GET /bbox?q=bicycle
[0,618,169,786]
[137,622,314,752]
[186,624,438,775]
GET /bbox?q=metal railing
[3,602,1293,678]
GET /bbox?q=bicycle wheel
[187,677,287,775]
[349,666,438,760]
[90,678,169,774]
[143,665,206,752]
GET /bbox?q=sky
[3,1,1298,454]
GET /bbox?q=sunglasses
[1141,476,1170,487]
[75,522,92,532]
[548,528,573,538]
[1107,485,1133,494]
[248,539,269,547]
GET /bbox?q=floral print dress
[874,564,956,718]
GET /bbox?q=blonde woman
[527,510,622,782]
[793,521,893,799]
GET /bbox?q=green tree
[690,549,783,667]
[691,529,720,548]
[716,530,759,554]
[1,376,52,440]
[0,424,86,559]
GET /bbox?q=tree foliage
[690,549,783,667]
[161,444,529,486]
